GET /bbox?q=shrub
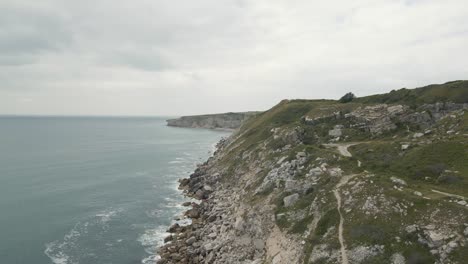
[339,92,356,103]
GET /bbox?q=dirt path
[431,189,467,200]
[324,143,360,157]
[333,174,356,264]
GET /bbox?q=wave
[44,222,83,264]
[96,208,122,224]
[44,208,122,264]
[137,226,168,264]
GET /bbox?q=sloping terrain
[158,81,468,264]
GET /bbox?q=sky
[1,0,467,116]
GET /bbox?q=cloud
[0,4,72,65]
[0,0,467,115]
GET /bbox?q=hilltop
[158,80,468,264]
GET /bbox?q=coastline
[156,137,235,263]
[166,124,236,133]
[156,135,234,263]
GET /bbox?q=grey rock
[283,193,300,207]
[285,180,297,191]
[185,236,196,245]
[390,177,407,186]
[391,253,405,264]
[296,151,307,158]
[234,217,245,231]
[427,231,445,247]
[405,225,418,233]
[329,128,342,137]
[253,239,265,251]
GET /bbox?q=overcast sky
[1,0,467,116]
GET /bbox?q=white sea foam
[138,225,169,252]
[45,208,122,264]
[44,246,71,264]
[44,223,83,264]
[95,208,121,224]
[142,254,160,264]
[145,209,163,218]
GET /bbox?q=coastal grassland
[350,138,468,197]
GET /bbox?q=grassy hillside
[356,80,468,106]
[217,80,468,264]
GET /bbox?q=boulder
[186,236,196,245]
[283,193,300,207]
[194,190,206,200]
[390,253,405,264]
[234,217,245,231]
[390,177,407,186]
[296,151,307,158]
[186,208,201,219]
[167,223,180,233]
[427,231,445,247]
[329,128,342,137]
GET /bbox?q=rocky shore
[157,138,260,264]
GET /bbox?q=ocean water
[0,116,229,264]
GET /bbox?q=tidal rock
[186,208,201,219]
[164,235,173,243]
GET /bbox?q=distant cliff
[166,112,259,130]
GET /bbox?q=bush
[339,92,356,103]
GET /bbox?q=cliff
[166,112,260,130]
[158,80,468,264]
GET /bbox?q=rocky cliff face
[166,112,259,130]
[157,81,468,264]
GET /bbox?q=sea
[0,116,230,264]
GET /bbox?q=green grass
[356,80,468,106]
[315,209,340,237]
[290,214,314,234]
[351,139,468,196]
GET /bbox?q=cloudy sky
[1,0,467,116]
